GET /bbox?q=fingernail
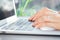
[28,19,33,21]
[28,19,35,22]
[31,20,35,22]
[32,24,35,27]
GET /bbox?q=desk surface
[0,34,60,40]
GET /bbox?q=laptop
[0,0,60,35]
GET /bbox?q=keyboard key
[1,18,36,31]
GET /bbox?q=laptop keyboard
[0,18,40,31]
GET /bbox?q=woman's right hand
[28,7,60,30]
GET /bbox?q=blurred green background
[16,0,60,17]
[16,0,36,17]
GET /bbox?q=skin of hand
[32,15,60,30]
[29,7,60,30]
[28,7,53,22]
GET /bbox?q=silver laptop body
[0,0,60,35]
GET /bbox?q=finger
[28,11,41,22]
[29,7,51,22]
[35,16,44,22]
[32,17,44,27]
[28,15,35,22]
[33,7,55,21]
[32,11,41,21]
[29,7,57,22]
[34,23,44,29]
[32,7,49,21]
[32,22,39,27]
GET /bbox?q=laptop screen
[1,0,60,20]
[0,0,15,20]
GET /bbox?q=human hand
[29,7,60,30]
[32,15,60,30]
[29,7,52,22]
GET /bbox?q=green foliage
[17,0,33,16]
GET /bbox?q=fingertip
[35,25,41,29]
[28,19,32,22]
[32,24,35,27]
[28,17,33,22]
[32,15,39,22]
[28,19,35,22]
[28,15,35,22]
[32,23,37,27]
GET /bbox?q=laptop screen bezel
[6,0,17,24]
